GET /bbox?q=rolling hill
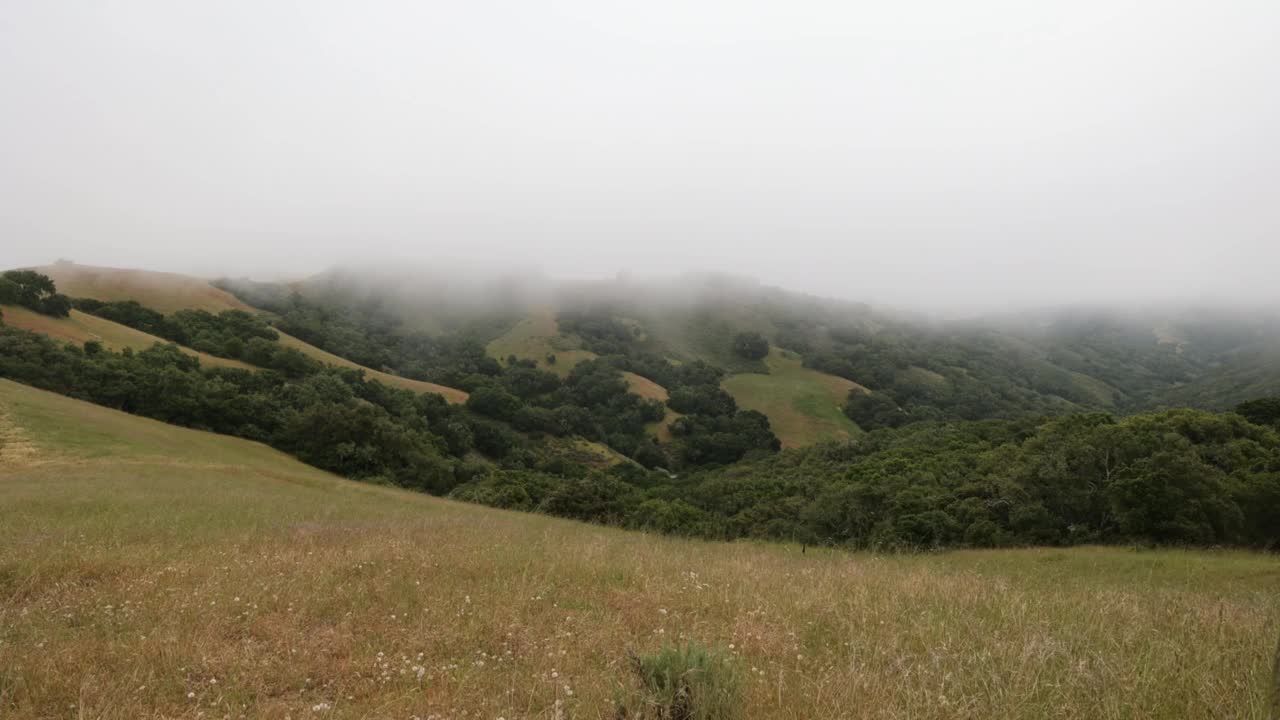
[720,348,863,448]
[30,262,250,314]
[1,378,1275,718]
[14,263,468,403]
[485,309,598,377]
[0,304,254,370]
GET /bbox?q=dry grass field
[30,262,251,314]
[1,379,1277,719]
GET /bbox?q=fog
[2,0,1278,312]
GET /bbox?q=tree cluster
[74,299,279,360]
[0,323,478,493]
[453,408,1280,549]
[0,271,72,317]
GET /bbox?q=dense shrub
[616,642,743,720]
[731,331,769,361]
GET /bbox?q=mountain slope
[274,330,468,402]
[0,304,254,370]
[0,378,1273,718]
[720,348,863,448]
[16,263,468,403]
[31,262,250,314]
[485,309,597,377]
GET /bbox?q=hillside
[623,370,682,441]
[31,262,250,314]
[720,348,863,448]
[218,268,1280,455]
[0,304,254,371]
[275,330,468,402]
[1,379,1276,718]
[485,309,598,377]
[13,263,468,403]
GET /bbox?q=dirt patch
[0,406,42,467]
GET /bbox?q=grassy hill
[485,310,598,377]
[484,307,861,445]
[15,263,468,403]
[721,348,863,448]
[0,304,254,371]
[2,379,1276,718]
[31,262,249,314]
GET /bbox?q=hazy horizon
[3,0,1278,312]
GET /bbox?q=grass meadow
[486,311,599,379]
[721,349,863,448]
[1,379,1277,719]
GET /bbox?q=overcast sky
[2,0,1277,310]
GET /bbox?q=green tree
[732,331,769,360]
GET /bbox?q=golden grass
[29,262,250,314]
[721,348,864,448]
[1,305,254,371]
[274,331,468,403]
[622,372,668,402]
[1,379,1277,719]
[622,372,683,443]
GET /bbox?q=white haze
[1,0,1278,312]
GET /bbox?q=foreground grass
[1,380,1277,719]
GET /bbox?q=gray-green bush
[616,641,742,720]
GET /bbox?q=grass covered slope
[12,263,469,403]
[0,304,254,371]
[1,380,1277,719]
[486,310,598,377]
[721,348,863,448]
[31,262,250,314]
